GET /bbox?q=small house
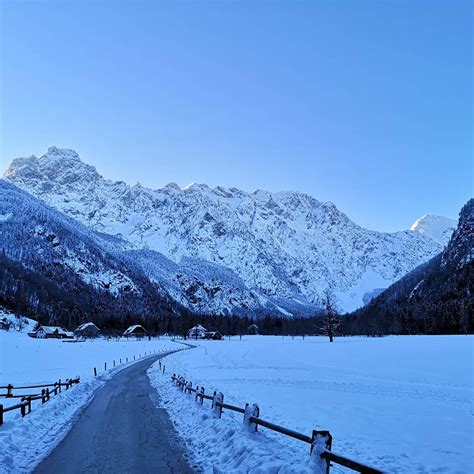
[204,331,223,340]
[188,324,207,339]
[34,326,74,339]
[75,322,101,338]
[247,323,259,335]
[123,324,147,338]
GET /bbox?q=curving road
[35,354,191,473]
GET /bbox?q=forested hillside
[342,200,473,335]
[0,180,185,330]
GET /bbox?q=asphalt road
[35,354,192,473]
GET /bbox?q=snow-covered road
[34,352,191,473]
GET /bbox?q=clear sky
[1,0,472,231]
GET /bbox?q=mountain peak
[39,146,81,161]
[410,214,457,246]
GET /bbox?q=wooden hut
[247,323,259,335]
[123,324,147,338]
[33,326,74,339]
[75,322,101,338]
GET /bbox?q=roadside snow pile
[0,367,110,472]
[149,336,473,473]
[149,365,316,473]
[0,331,182,472]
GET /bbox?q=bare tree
[320,289,340,342]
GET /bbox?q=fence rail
[0,377,80,425]
[0,345,185,426]
[170,373,383,474]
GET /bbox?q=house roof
[38,326,69,334]
[75,322,100,332]
[123,324,146,335]
[189,324,207,332]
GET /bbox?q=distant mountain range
[344,199,473,334]
[3,146,457,317]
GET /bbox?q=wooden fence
[0,378,80,425]
[0,345,182,426]
[170,373,382,474]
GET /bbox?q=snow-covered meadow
[0,327,182,472]
[149,335,473,473]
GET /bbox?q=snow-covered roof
[189,324,207,331]
[123,324,146,335]
[75,322,100,332]
[38,326,69,334]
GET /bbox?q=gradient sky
[1,0,472,231]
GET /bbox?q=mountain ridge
[3,146,456,313]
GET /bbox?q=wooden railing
[0,378,80,425]
[0,345,188,426]
[170,373,382,474]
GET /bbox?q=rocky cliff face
[3,147,455,313]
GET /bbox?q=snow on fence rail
[170,373,383,474]
[0,377,80,425]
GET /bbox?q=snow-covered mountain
[345,199,473,334]
[3,147,455,313]
[0,181,290,318]
[410,215,457,247]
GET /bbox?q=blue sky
[1,0,471,231]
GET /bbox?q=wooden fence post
[212,391,224,418]
[113,360,116,367]
[243,403,260,432]
[21,402,26,417]
[94,367,97,377]
[310,430,332,474]
[0,404,3,425]
[46,387,50,401]
[41,389,46,403]
[186,381,192,394]
[104,362,107,371]
[58,379,62,392]
[196,386,204,404]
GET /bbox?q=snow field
[0,330,183,472]
[0,330,180,396]
[148,335,473,473]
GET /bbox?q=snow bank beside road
[0,367,109,472]
[149,361,316,473]
[149,335,473,473]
